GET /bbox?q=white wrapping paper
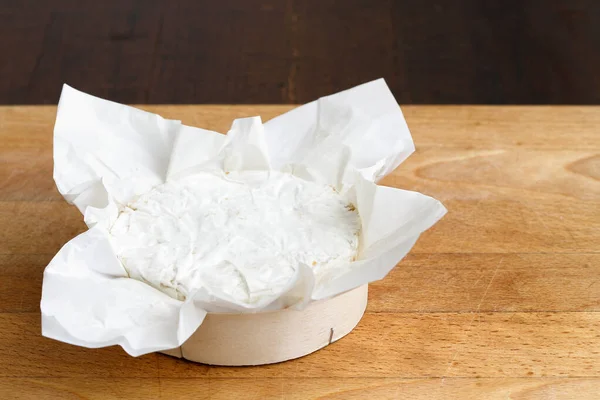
[41,79,446,356]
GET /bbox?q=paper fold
[42,79,446,356]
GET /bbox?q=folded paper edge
[40,227,208,356]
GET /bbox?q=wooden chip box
[161,285,368,366]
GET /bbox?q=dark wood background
[2,0,600,105]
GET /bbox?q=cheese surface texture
[109,171,361,304]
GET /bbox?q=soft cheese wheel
[109,171,361,305]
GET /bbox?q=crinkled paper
[41,79,446,356]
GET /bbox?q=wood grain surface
[0,105,599,398]
[3,1,600,105]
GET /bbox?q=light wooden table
[1,105,599,399]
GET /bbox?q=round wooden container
[161,284,368,366]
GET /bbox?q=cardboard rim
[160,284,368,366]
